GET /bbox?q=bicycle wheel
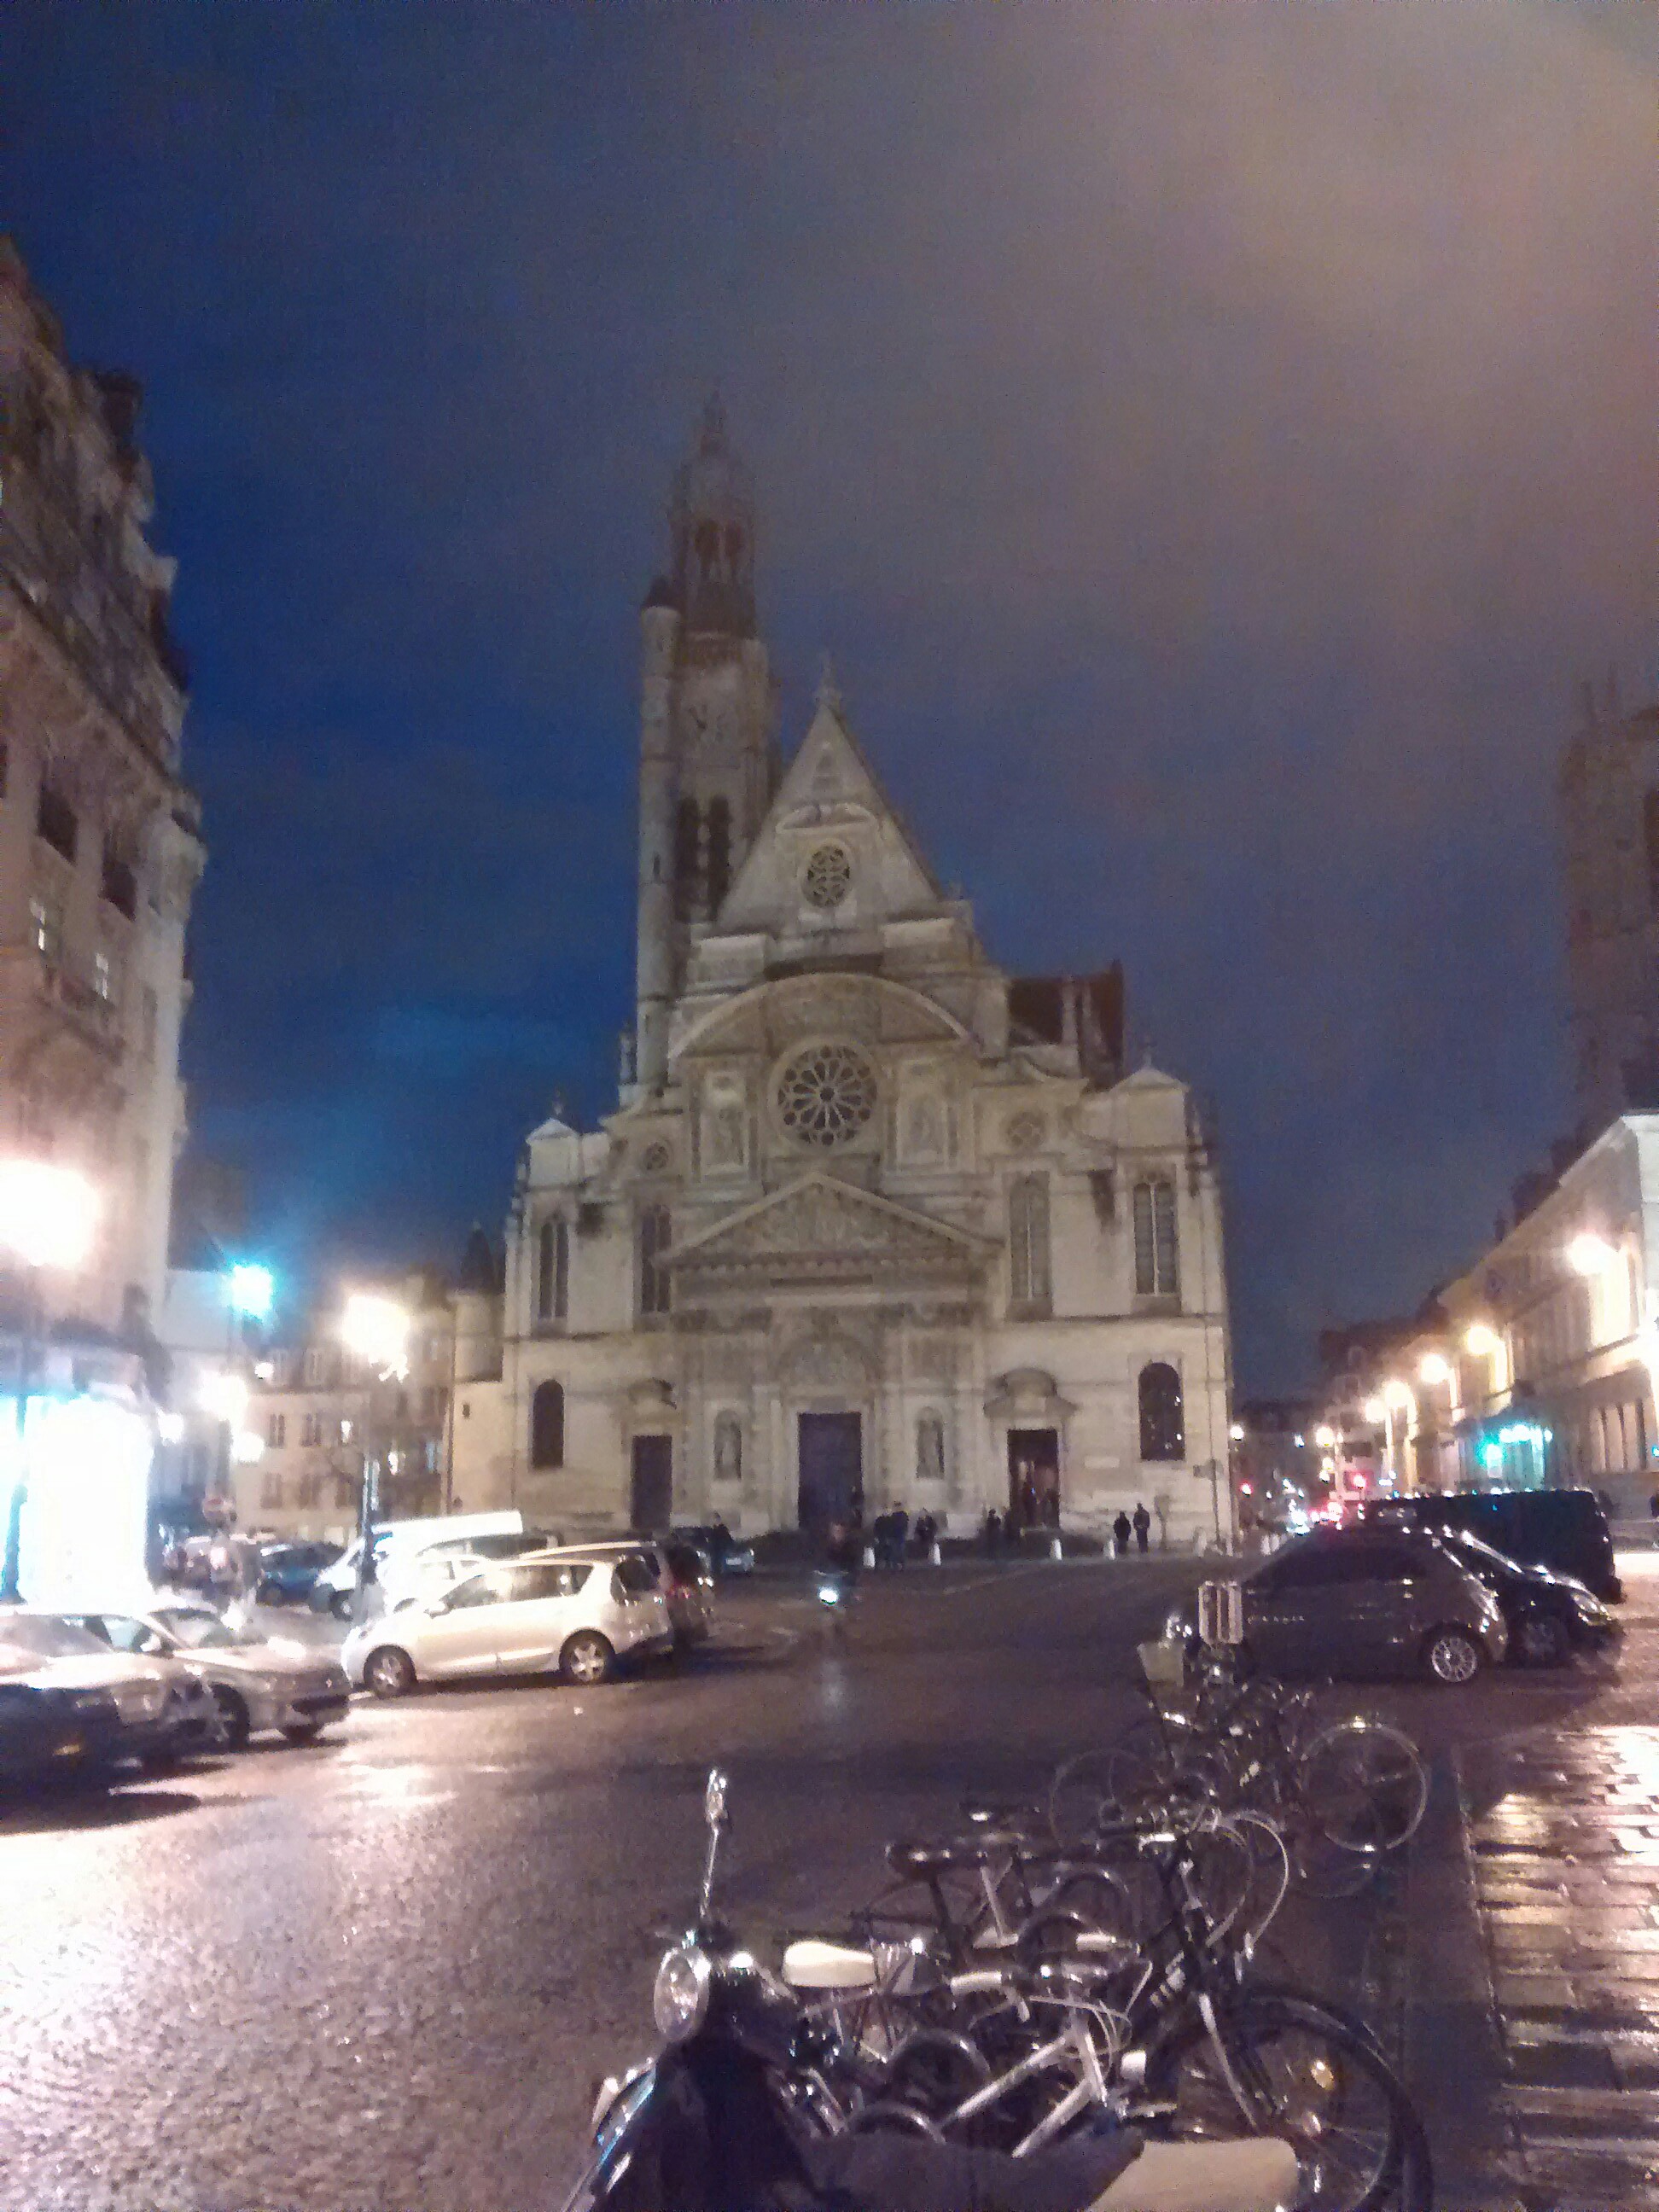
[1050,1728,1230,1844]
[1147,1990,1432,2212]
[1298,1721,1428,1856]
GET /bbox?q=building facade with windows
[0,238,201,1339]
[453,406,1231,1544]
[1562,676,1659,1135]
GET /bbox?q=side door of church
[630,1434,673,1534]
[797,1412,863,1532]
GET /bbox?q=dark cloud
[4,3,1653,1377]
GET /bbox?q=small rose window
[801,844,852,911]
[776,1042,877,1148]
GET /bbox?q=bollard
[929,1540,942,1566]
[1050,1534,1063,1563]
[863,1544,876,1569]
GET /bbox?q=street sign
[1196,1579,1244,1646]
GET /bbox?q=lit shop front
[0,1375,156,1610]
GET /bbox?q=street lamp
[340,1292,410,1618]
[0,1161,99,1601]
[1418,1353,1451,1387]
[1314,1423,1336,1449]
[1569,1232,1617,1278]
[228,1263,274,1324]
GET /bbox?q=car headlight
[71,1690,108,1713]
[1574,1593,1610,1625]
[652,1945,712,2043]
[1164,1608,1189,1640]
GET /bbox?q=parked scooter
[557,1770,1301,2212]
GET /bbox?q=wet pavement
[0,1551,1655,2210]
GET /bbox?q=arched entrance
[783,1327,874,1533]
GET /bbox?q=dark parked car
[1428,1527,1619,1668]
[1364,1487,1622,1604]
[0,1678,126,1784]
[257,1540,344,1606]
[670,1523,756,1578]
[1215,1527,1509,1684]
[0,1610,202,1778]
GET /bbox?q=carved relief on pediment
[765,975,876,1045]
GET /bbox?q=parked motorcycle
[557,1770,1301,2212]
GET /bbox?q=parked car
[1178,1527,1509,1683]
[671,1522,756,1578]
[257,1540,344,1607]
[544,1538,712,1648]
[1363,1487,1622,1604]
[343,1552,673,1694]
[67,1606,350,1749]
[1425,1526,1619,1668]
[0,1610,203,1776]
[376,1527,566,1613]
[0,1678,125,1784]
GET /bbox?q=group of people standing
[870,1505,939,1567]
[1112,1502,1155,1557]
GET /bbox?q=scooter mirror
[703,1766,728,1832]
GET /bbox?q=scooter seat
[781,1939,879,1991]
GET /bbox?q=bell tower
[632,400,775,1093]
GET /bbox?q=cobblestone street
[1406,1552,1659,2210]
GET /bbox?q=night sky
[5,5,1654,1387]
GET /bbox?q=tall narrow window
[1138,1363,1185,1461]
[35,781,77,862]
[640,1205,672,1318]
[706,797,732,914]
[1133,1179,1180,1298]
[536,1217,568,1324]
[673,798,701,921]
[1009,1173,1051,1315]
[530,1381,565,1470]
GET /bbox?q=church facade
[455,407,1232,1546]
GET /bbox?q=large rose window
[776,1042,877,1148]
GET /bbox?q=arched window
[673,798,701,921]
[536,1218,568,1324]
[640,1205,672,1318]
[530,1381,565,1470]
[1138,1363,1185,1462]
[1009,1173,1051,1314]
[1133,1179,1180,1298]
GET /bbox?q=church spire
[668,393,756,637]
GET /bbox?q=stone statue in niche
[907,1094,945,1160]
[707,1097,746,1170]
[713,1412,742,1486]
[917,1412,946,1485]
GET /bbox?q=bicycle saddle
[886,1831,1027,1877]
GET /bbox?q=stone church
[454,405,1232,1545]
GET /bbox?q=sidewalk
[1404,1553,1659,2210]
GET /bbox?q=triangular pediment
[715,687,945,934]
[667,1172,992,1284]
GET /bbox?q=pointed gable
[714,678,946,940]
[666,1170,993,1291]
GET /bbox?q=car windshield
[0,1613,110,1661]
[153,1609,260,1650]
[1439,1528,1519,1571]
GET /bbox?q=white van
[310,1511,525,1618]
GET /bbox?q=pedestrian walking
[1112,1510,1132,1559]
[1132,1500,1151,1556]
[982,1505,1003,1555]
[891,1506,909,1567]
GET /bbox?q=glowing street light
[341,1292,411,1378]
[1314,1424,1336,1449]
[228,1263,274,1321]
[199,1369,249,1426]
[1418,1353,1452,1387]
[1228,1422,1245,1442]
[1569,1232,1618,1278]
[1362,1396,1387,1425]
[0,1160,98,1273]
[1384,1379,1414,1410]
[340,1292,412,1618]
[1464,1323,1499,1358]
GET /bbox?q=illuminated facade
[0,238,201,1341]
[455,407,1232,1543]
[1562,677,1659,1136]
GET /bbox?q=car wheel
[281,1721,325,1744]
[561,1631,615,1685]
[1516,1613,1569,1668]
[329,1589,355,1622]
[364,1647,416,1698]
[1423,1627,1484,1685]
[208,1686,252,1750]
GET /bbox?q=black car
[0,1677,126,1784]
[1365,1487,1622,1604]
[1426,1526,1619,1668]
[670,1523,755,1578]
[1178,1526,1511,1683]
